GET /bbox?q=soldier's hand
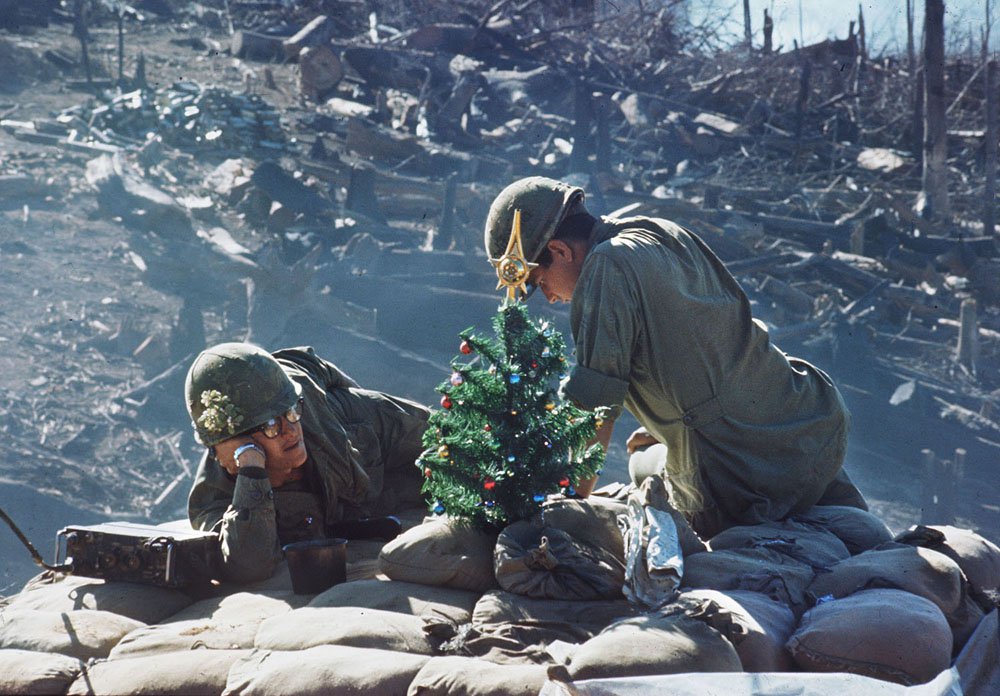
[626,427,659,454]
[214,436,265,476]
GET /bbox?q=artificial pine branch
[419,301,607,529]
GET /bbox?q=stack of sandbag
[778,522,1000,685]
[377,497,645,669]
[0,571,198,695]
[108,592,303,658]
[638,503,1000,687]
[805,543,984,650]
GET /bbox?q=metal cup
[282,538,347,594]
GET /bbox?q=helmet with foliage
[184,342,301,446]
[484,176,585,264]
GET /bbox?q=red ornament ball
[424,467,432,478]
[484,424,492,432]
[441,395,453,409]
[459,340,473,355]
[484,478,496,491]
[559,476,571,488]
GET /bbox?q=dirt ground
[0,8,997,593]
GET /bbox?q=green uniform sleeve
[188,451,282,583]
[563,250,635,416]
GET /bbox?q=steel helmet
[184,342,301,446]
[484,176,584,264]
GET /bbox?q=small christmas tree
[418,210,607,529]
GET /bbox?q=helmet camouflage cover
[184,342,301,446]
[484,176,584,264]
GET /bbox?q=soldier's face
[251,416,308,488]
[528,239,585,304]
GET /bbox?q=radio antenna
[0,506,73,572]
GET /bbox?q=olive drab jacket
[188,347,429,583]
[562,217,858,538]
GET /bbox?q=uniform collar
[589,216,618,247]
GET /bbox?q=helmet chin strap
[490,209,538,302]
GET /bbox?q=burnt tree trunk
[985,60,998,240]
[922,0,950,220]
[743,0,752,49]
[73,0,92,86]
[116,10,124,86]
[794,49,812,141]
[906,0,916,70]
[913,65,925,160]
[763,9,773,54]
[857,4,866,57]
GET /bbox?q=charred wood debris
[0,0,998,532]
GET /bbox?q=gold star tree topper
[490,209,538,302]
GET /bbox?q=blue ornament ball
[433,502,445,514]
[533,494,545,503]
[509,373,521,384]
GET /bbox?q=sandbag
[255,606,436,654]
[9,572,192,623]
[161,591,303,624]
[0,608,144,660]
[472,590,636,632]
[708,519,850,570]
[786,588,952,686]
[677,589,796,672]
[539,497,627,563]
[792,505,893,555]
[494,521,623,600]
[807,546,964,622]
[379,518,498,592]
[308,578,479,624]
[680,547,816,615]
[407,655,547,696]
[0,649,83,696]
[68,649,249,696]
[110,591,303,659]
[466,590,635,648]
[223,646,429,696]
[566,611,742,680]
[109,617,258,659]
[894,525,1000,593]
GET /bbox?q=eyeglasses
[248,398,303,439]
